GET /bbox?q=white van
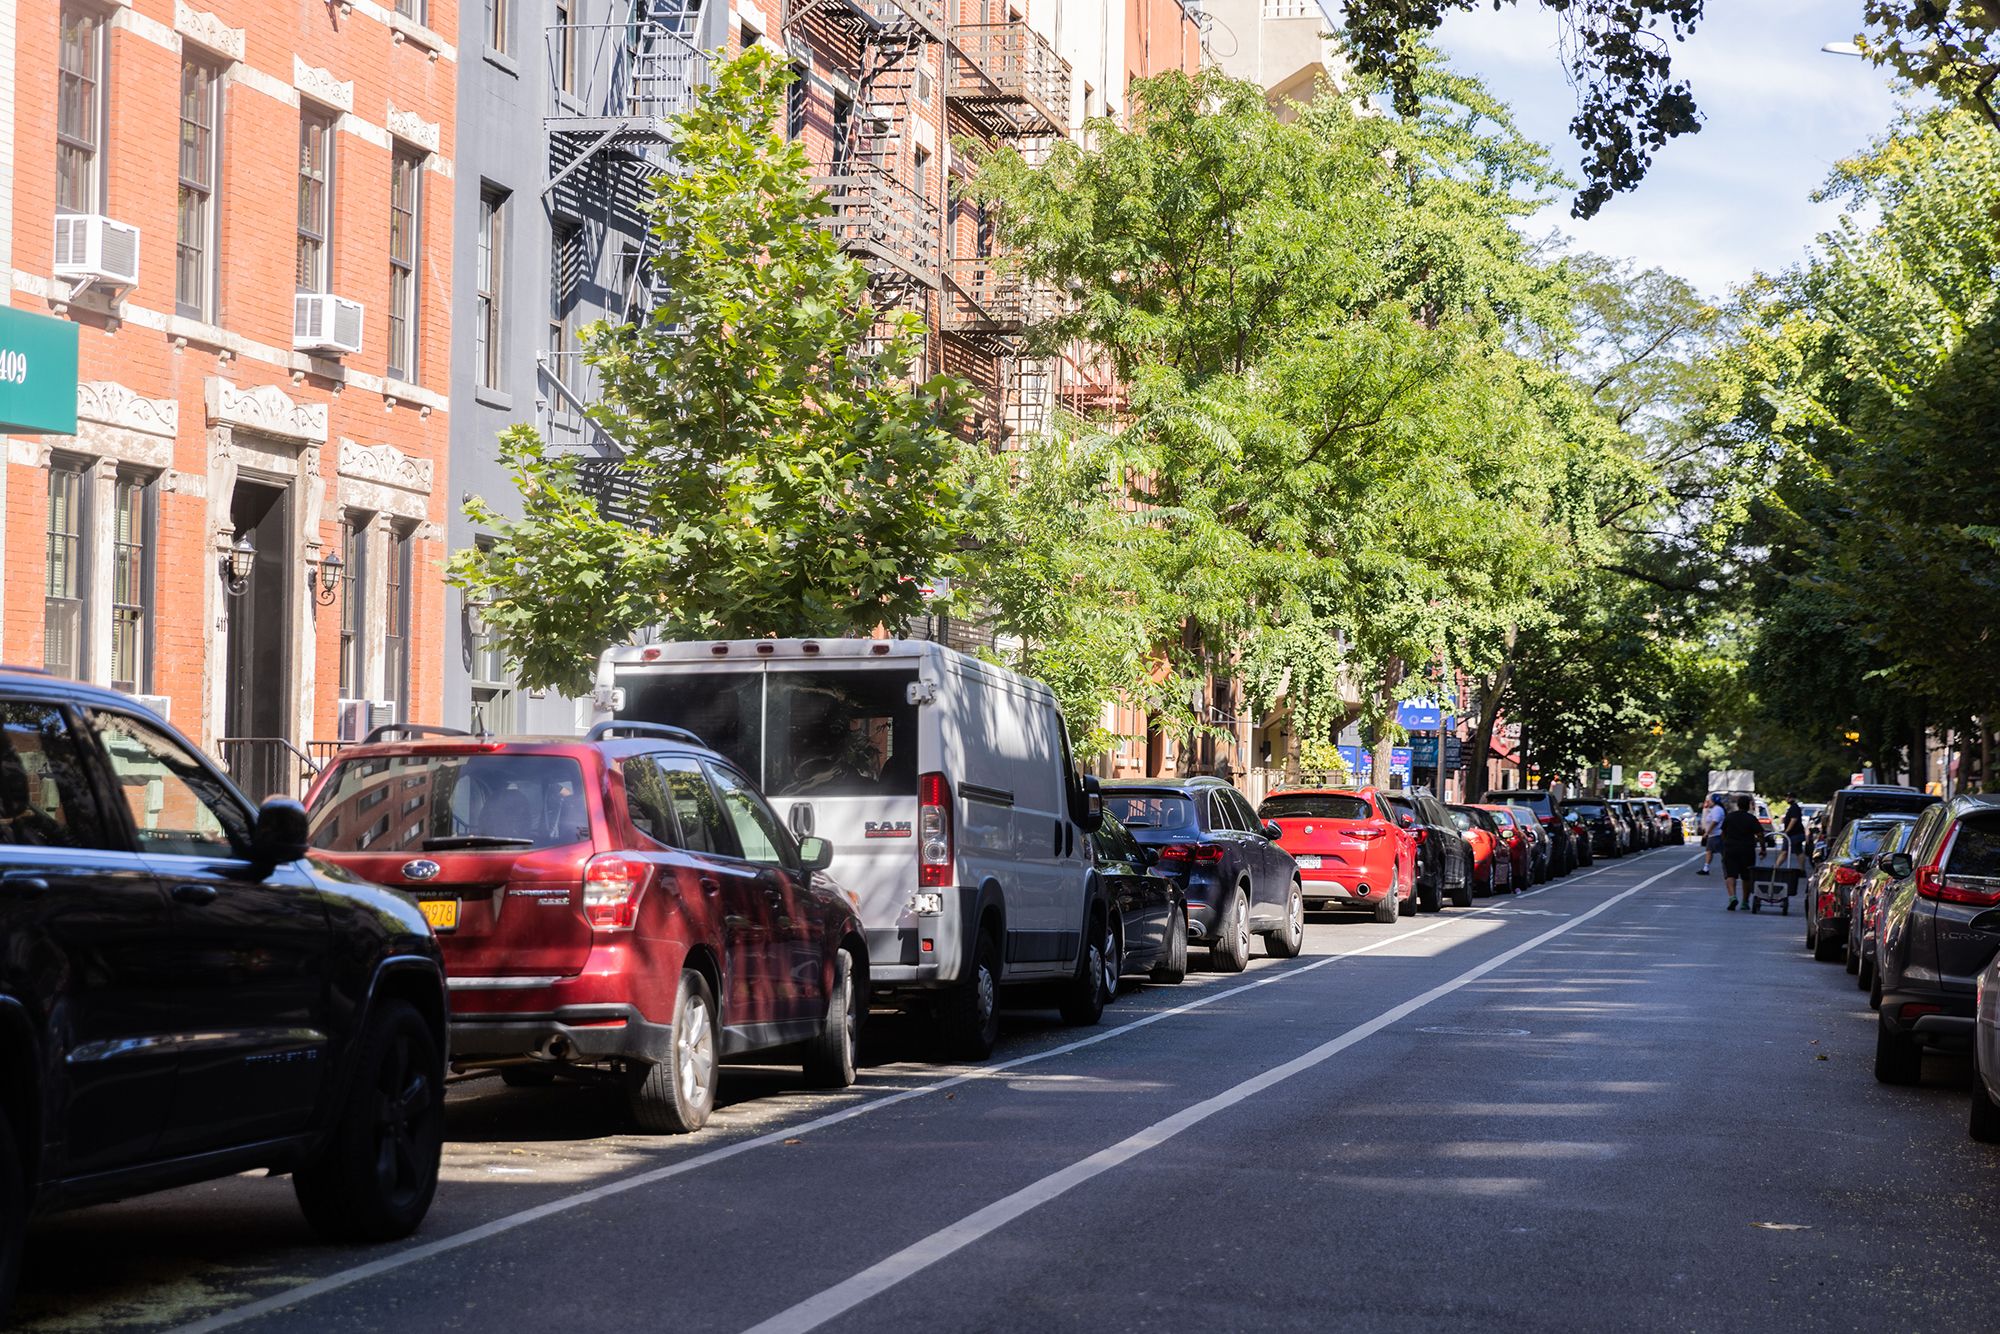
[592,639,1112,1058]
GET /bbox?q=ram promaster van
[593,639,1112,1059]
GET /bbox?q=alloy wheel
[1101,925,1121,1000]
[372,1030,434,1209]
[677,992,716,1108]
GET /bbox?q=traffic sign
[1636,770,1657,790]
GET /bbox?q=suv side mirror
[1262,820,1283,840]
[797,835,833,873]
[251,797,310,870]
[1140,846,1161,868]
[1882,852,1914,880]
[1073,774,1105,834]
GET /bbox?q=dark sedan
[1089,812,1189,987]
[1566,798,1625,857]
[1806,814,1917,963]
[1383,789,1473,910]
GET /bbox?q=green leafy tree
[451,50,979,694]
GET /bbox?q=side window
[92,710,249,857]
[655,757,733,857]
[707,762,797,869]
[621,755,678,848]
[1095,812,1134,864]
[0,700,103,849]
[1911,806,1950,865]
[1208,791,1239,833]
[1227,790,1261,831]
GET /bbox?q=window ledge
[383,9,454,60]
[482,48,520,79]
[473,385,513,410]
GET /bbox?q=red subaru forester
[305,722,866,1133]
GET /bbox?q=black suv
[1484,789,1575,875]
[1821,783,1939,852]
[1383,789,1472,910]
[0,672,447,1317]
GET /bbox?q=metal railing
[538,351,627,455]
[942,257,1058,334]
[949,21,1071,136]
[218,737,322,804]
[811,171,942,288]
[546,21,708,130]
[802,0,946,45]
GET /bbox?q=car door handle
[1,874,48,894]
[172,883,219,906]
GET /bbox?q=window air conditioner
[337,698,371,742]
[53,214,141,287]
[132,694,171,721]
[294,292,365,355]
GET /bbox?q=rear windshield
[1260,794,1372,821]
[1846,820,1909,858]
[1449,809,1476,831]
[1485,808,1516,826]
[1487,791,1550,813]
[1105,791,1196,832]
[1570,802,1607,816]
[620,668,918,798]
[1948,818,2000,878]
[308,753,589,853]
[1842,793,1935,825]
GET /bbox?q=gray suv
[1872,795,2000,1085]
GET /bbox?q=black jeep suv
[0,672,447,1317]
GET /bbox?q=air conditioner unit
[132,693,172,721]
[368,700,397,734]
[53,213,141,287]
[337,698,371,742]
[294,292,365,355]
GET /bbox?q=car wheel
[1151,906,1189,984]
[499,1064,557,1088]
[1857,954,1873,991]
[1971,1047,2000,1143]
[1266,880,1305,958]
[1210,888,1252,972]
[294,999,443,1241]
[1869,969,1883,1011]
[628,969,720,1133]
[1846,931,1862,974]
[803,947,861,1089]
[940,928,1003,1060]
[1101,919,1124,1000]
[1059,917,1110,1025]
[1874,1011,1923,1086]
[1375,874,1402,925]
[1396,867,1417,917]
[0,1102,21,1323]
[1450,868,1473,909]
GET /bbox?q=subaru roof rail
[362,723,473,744]
[584,720,706,747]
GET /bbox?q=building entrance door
[223,480,293,799]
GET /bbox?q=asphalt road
[19,845,2000,1334]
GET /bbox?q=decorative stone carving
[338,438,434,493]
[385,103,440,154]
[204,377,328,444]
[173,1,245,61]
[76,382,178,437]
[293,56,355,113]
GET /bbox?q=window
[177,59,221,321]
[383,525,412,717]
[656,758,731,857]
[484,0,505,52]
[94,709,250,858]
[43,459,87,679]
[388,150,422,380]
[110,472,154,695]
[338,514,370,698]
[787,64,809,141]
[707,762,796,868]
[57,6,105,214]
[549,222,579,393]
[740,21,758,52]
[552,0,575,95]
[394,0,425,20]
[308,754,587,853]
[975,201,994,258]
[831,95,852,176]
[468,540,512,734]
[622,756,678,847]
[476,189,505,389]
[0,702,102,850]
[296,112,334,292]
[913,145,930,205]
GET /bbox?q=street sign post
[1636,771,1657,790]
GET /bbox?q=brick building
[0,0,456,796]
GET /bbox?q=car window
[1907,805,1950,866]
[309,752,589,853]
[1104,792,1196,831]
[706,762,798,869]
[1207,790,1241,832]
[1946,817,2000,879]
[1260,794,1371,821]
[1846,820,1907,859]
[1093,812,1138,865]
[622,755,679,848]
[92,710,249,858]
[0,701,103,849]
[1449,810,1473,831]
[1488,809,1513,828]
[654,757,733,857]
[1227,790,1261,830]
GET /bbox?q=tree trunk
[1465,629,1517,803]
[1371,657,1406,787]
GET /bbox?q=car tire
[1874,1011,1923,1086]
[1812,922,1841,961]
[294,999,443,1242]
[0,1102,21,1324]
[1869,970,1883,1011]
[1265,880,1305,958]
[1151,907,1189,984]
[940,928,1003,1060]
[1375,878,1401,925]
[1971,1049,2000,1144]
[1211,888,1252,972]
[499,1064,556,1088]
[803,947,860,1090]
[1397,868,1417,917]
[1059,917,1111,1026]
[1857,956,1873,992]
[1846,935,1862,975]
[628,970,719,1133]
[1450,870,1473,909]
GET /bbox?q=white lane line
[167,850,1674,1334]
[740,853,1699,1334]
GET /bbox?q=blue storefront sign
[1410,736,1439,766]
[1396,698,1452,731]
[1337,744,1370,780]
[1390,746,1412,777]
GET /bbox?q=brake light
[1413,828,1429,845]
[919,772,953,889]
[1917,864,2000,907]
[1349,826,1385,840]
[583,854,647,930]
[1157,843,1225,865]
[1833,866,1862,886]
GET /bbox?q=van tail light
[583,854,648,930]
[1157,843,1225,866]
[1832,866,1862,886]
[919,772,953,889]
[1917,864,2000,907]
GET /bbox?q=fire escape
[786,0,947,311]
[942,13,1070,447]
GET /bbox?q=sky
[1433,0,1908,298]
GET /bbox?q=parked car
[1666,804,1697,841]
[1806,814,1918,963]
[307,721,867,1131]
[594,638,1113,1060]
[1870,795,2000,1085]
[1560,808,1596,866]
[1851,820,1919,994]
[1643,797,1677,844]
[1566,797,1623,857]
[1508,806,1553,882]
[1383,789,1473,908]
[1259,787,1414,923]
[1970,949,2000,1141]
[1626,799,1664,848]
[0,673,449,1321]
[1088,812,1189,986]
[1485,789,1575,875]
[1449,805,1514,895]
[1102,777,1304,972]
[1473,803,1534,887]
[1821,783,1939,851]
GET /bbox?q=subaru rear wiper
[422,834,535,851]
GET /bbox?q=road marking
[740,853,1698,1334]
[167,849,1676,1334]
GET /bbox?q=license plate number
[419,898,459,931]
[1295,854,1322,869]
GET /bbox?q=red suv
[1258,787,1416,922]
[305,722,866,1133]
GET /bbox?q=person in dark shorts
[1778,795,1807,869]
[1721,794,1763,910]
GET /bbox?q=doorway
[224,480,292,750]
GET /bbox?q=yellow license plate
[419,899,459,932]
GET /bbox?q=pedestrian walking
[1777,795,1807,870]
[1721,794,1762,910]
[1697,793,1725,875]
